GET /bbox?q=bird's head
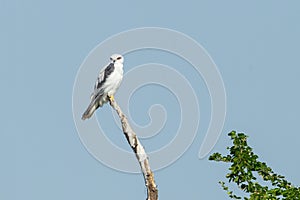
[110,54,124,64]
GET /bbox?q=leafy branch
[209,131,300,200]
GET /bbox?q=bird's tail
[81,100,99,120]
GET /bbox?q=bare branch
[109,98,158,200]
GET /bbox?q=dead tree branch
[109,98,158,200]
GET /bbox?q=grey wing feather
[82,84,105,120]
[93,62,114,93]
[94,68,105,90]
[90,64,107,99]
[82,63,111,120]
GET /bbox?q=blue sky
[2,1,300,199]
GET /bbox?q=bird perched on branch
[82,54,124,120]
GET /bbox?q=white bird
[82,54,124,120]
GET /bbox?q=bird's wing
[91,62,115,99]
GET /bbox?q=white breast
[103,63,123,96]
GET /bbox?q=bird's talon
[108,95,115,102]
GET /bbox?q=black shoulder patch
[104,63,115,77]
[96,63,115,89]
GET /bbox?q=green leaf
[209,131,300,199]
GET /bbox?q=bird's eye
[110,57,113,60]
[117,57,122,60]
